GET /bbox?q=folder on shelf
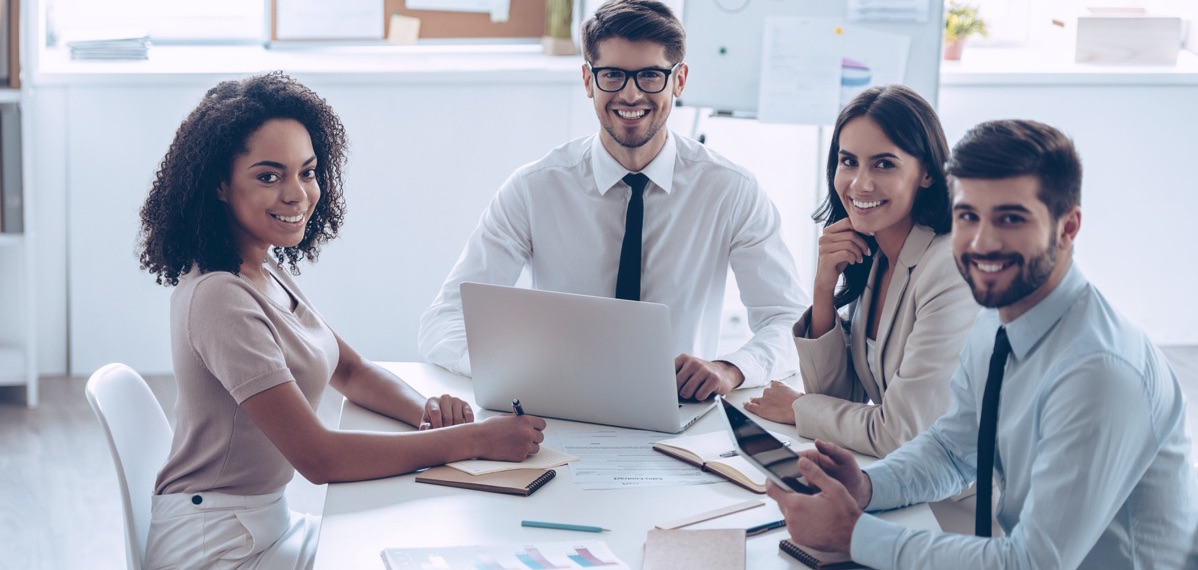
[414,465,556,496]
[0,102,21,233]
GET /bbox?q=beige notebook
[653,429,801,493]
[414,466,555,496]
[642,528,745,570]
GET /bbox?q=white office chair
[85,363,173,570]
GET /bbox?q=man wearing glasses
[419,0,808,400]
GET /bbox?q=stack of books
[65,31,150,60]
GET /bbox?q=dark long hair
[814,84,951,308]
[138,72,348,286]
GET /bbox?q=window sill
[32,43,584,86]
[941,46,1198,86]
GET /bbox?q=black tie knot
[991,327,1011,362]
[623,172,649,196]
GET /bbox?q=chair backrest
[85,363,173,570]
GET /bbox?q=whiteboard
[680,0,944,117]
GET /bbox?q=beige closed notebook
[642,528,745,570]
[414,466,556,496]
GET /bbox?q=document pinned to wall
[838,26,911,106]
[756,17,842,125]
[275,0,384,41]
[848,0,932,23]
[757,18,912,124]
[405,0,511,22]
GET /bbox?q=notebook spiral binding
[527,469,557,493]
[779,540,818,567]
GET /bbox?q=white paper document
[405,0,511,22]
[552,430,723,490]
[757,17,842,125]
[382,540,629,570]
[446,445,579,476]
[275,0,383,40]
[848,0,931,23]
[837,26,912,106]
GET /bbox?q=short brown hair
[581,0,686,65]
[947,119,1082,220]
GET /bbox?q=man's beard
[957,233,1057,308]
[602,101,664,149]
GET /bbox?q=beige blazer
[791,224,978,458]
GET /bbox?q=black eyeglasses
[587,62,681,94]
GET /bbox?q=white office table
[314,363,942,569]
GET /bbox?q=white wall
[937,83,1198,346]
[24,67,1198,376]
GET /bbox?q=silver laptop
[461,282,715,433]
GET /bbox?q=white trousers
[144,489,319,570]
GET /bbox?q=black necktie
[976,326,1011,537]
[616,173,648,301]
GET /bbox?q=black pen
[512,398,525,416]
[745,519,786,536]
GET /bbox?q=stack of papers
[65,31,151,60]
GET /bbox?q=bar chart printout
[381,541,630,570]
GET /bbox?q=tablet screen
[720,397,816,494]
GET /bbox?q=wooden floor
[2,348,1197,570]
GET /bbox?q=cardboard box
[1075,13,1182,63]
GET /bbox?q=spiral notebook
[415,466,556,496]
[779,539,866,569]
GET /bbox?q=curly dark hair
[138,71,348,286]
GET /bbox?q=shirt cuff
[863,462,904,511]
[850,513,906,569]
[718,351,765,389]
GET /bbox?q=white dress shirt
[852,264,1198,569]
[418,132,808,387]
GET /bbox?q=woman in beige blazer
[745,85,978,458]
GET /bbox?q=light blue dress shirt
[852,263,1198,569]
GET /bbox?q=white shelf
[0,234,24,247]
[0,89,19,104]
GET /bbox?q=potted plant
[944,0,988,60]
[543,0,577,56]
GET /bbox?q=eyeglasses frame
[586,62,683,94]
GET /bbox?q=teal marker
[521,520,610,533]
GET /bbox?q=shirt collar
[1002,262,1086,360]
[590,132,677,196]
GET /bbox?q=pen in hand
[512,398,525,416]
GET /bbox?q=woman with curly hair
[138,72,546,569]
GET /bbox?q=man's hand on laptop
[674,355,745,401]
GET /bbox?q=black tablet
[717,396,817,494]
